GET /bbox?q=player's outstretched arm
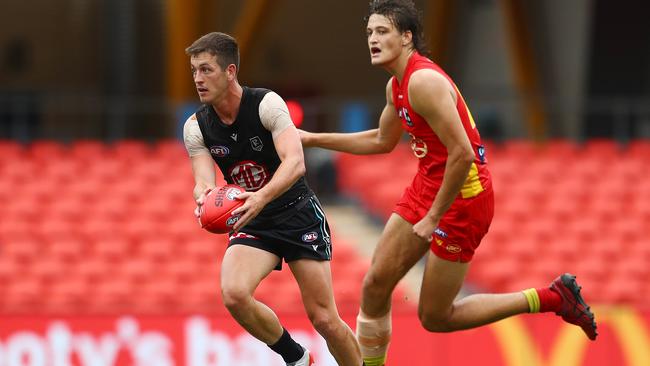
[299,80,402,155]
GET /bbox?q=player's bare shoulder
[409,69,455,98]
[408,69,457,113]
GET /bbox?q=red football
[199,184,246,233]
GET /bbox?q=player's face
[190,52,229,104]
[366,14,407,67]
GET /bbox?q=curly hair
[365,0,430,56]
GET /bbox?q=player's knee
[362,271,391,299]
[307,309,340,339]
[221,285,251,312]
[418,309,453,333]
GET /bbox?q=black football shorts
[228,195,332,270]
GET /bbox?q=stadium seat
[43,160,83,183]
[70,139,111,161]
[542,139,579,158]
[46,278,90,313]
[28,140,68,161]
[73,257,113,281]
[87,277,135,312]
[91,237,133,261]
[0,139,24,160]
[110,140,152,162]
[2,277,44,312]
[46,237,85,262]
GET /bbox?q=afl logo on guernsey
[209,145,230,157]
[302,232,319,242]
[399,107,413,127]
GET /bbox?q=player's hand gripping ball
[199,184,245,233]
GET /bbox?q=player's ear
[402,30,413,47]
[226,64,237,81]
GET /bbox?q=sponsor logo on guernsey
[209,145,230,157]
[409,133,428,158]
[230,133,238,141]
[434,228,448,238]
[445,244,462,254]
[312,245,319,251]
[249,136,263,151]
[228,161,269,191]
[302,232,319,243]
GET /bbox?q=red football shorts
[393,172,494,262]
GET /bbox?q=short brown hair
[185,32,240,71]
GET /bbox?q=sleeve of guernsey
[258,92,294,136]
[182,115,211,157]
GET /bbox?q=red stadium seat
[3,277,45,311]
[625,139,650,158]
[42,160,83,183]
[45,198,86,222]
[0,160,39,183]
[46,278,91,313]
[87,277,135,312]
[154,139,188,161]
[136,278,182,312]
[70,139,111,161]
[581,138,622,160]
[46,237,86,262]
[542,139,579,158]
[0,140,24,161]
[110,140,152,162]
[0,256,21,281]
[91,237,133,261]
[28,140,68,161]
[73,257,113,281]
[28,257,69,282]
[1,238,40,263]
[135,238,177,262]
[119,257,156,281]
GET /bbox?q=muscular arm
[409,69,475,237]
[254,125,306,203]
[300,80,403,155]
[191,153,217,200]
[231,94,306,231]
[183,114,218,216]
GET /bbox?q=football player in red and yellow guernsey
[299,1,597,365]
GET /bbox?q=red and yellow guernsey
[391,52,491,199]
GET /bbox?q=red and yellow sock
[523,288,561,313]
